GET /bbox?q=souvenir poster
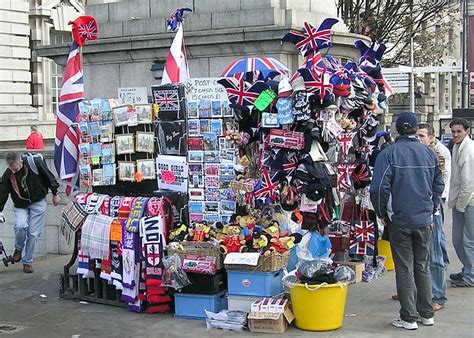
[187,100,198,118]
[113,105,129,127]
[155,155,188,193]
[127,106,138,127]
[205,201,219,214]
[205,175,219,188]
[204,214,220,223]
[151,84,185,120]
[190,172,204,188]
[199,119,210,134]
[136,159,156,180]
[78,143,91,164]
[136,104,153,124]
[203,132,218,151]
[116,134,135,155]
[222,101,233,117]
[91,143,102,165]
[204,163,219,176]
[190,213,204,222]
[204,188,220,201]
[100,123,113,143]
[157,121,186,155]
[188,163,203,175]
[220,175,233,189]
[90,99,101,121]
[118,161,135,182]
[219,163,234,176]
[203,151,220,163]
[198,99,211,118]
[79,101,91,122]
[136,132,155,153]
[88,122,100,138]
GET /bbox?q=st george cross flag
[161,25,189,84]
[54,41,84,196]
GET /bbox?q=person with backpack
[0,152,60,273]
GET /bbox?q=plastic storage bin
[227,294,263,312]
[227,270,283,297]
[174,290,227,318]
[180,270,227,294]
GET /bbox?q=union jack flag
[297,68,334,101]
[54,42,84,196]
[254,169,281,205]
[349,239,374,255]
[78,20,99,40]
[282,18,339,56]
[281,152,298,176]
[217,78,266,107]
[303,50,326,75]
[153,89,179,111]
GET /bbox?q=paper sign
[156,155,188,192]
[184,78,229,101]
[224,252,261,266]
[110,220,122,242]
[118,87,148,105]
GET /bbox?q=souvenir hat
[278,78,293,98]
[291,75,306,93]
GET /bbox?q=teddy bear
[279,233,303,251]
[252,227,269,254]
[186,221,214,242]
[220,225,246,254]
[169,222,188,242]
[237,212,261,251]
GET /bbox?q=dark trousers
[390,224,434,323]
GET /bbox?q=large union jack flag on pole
[54,41,84,196]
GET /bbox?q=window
[49,32,71,115]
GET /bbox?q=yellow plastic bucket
[378,239,395,271]
[290,282,348,331]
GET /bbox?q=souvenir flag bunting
[54,41,84,196]
[217,78,267,107]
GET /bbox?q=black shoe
[449,272,463,281]
[451,279,472,287]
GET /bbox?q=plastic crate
[227,270,284,297]
[180,270,227,294]
[227,294,263,313]
[174,290,227,318]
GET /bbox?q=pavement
[0,209,473,338]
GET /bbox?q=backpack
[21,152,46,175]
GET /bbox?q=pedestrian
[25,125,45,150]
[447,118,474,287]
[416,123,451,310]
[0,152,60,273]
[370,112,444,330]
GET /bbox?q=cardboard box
[247,307,295,334]
[336,261,365,283]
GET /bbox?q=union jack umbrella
[217,78,266,107]
[282,18,339,56]
[254,169,281,205]
[349,239,374,255]
[221,57,289,79]
[335,163,357,191]
[69,16,99,47]
[297,68,334,101]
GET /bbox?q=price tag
[110,220,123,242]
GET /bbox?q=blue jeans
[440,200,449,266]
[452,205,474,285]
[13,199,47,265]
[430,210,448,304]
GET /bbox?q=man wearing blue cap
[370,112,444,330]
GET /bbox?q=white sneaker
[417,317,435,326]
[392,317,418,330]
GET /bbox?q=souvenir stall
[58,11,394,334]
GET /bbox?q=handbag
[60,201,88,244]
[349,208,375,255]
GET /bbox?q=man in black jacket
[0,152,60,273]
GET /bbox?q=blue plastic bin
[227,270,284,297]
[174,290,227,318]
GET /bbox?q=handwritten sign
[110,220,123,242]
[156,155,188,192]
[184,78,229,101]
[224,252,261,266]
[118,87,148,105]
